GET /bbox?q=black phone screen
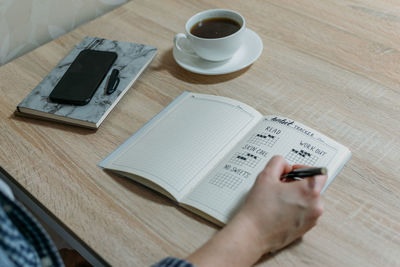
[49,49,117,105]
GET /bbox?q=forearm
[187,214,264,267]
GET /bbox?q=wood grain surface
[0,0,399,266]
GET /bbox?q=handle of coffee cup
[174,33,200,58]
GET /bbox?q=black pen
[282,167,327,180]
[106,69,120,95]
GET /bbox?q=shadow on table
[150,49,251,85]
[257,238,303,264]
[105,170,219,229]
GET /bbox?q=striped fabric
[0,180,195,267]
[151,256,195,267]
[0,191,64,267]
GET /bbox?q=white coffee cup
[174,9,246,61]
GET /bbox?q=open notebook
[99,92,351,225]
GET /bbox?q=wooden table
[1,0,399,266]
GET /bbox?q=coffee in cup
[190,17,241,39]
[174,9,246,61]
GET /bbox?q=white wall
[0,0,128,65]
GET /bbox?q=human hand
[187,156,327,267]
[234,156,327,255]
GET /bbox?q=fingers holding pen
[280,165,327,228]
[282,164,328,197]
[294,176,326,227]
[258,155,292,184]
[235,156,328,255]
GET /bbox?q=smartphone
[49,49,117,105]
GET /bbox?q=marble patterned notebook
[16,36,157,129]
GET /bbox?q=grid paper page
[109,94,258,198]
[183,116,340,223]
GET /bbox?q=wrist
[228,212,270,258]
[187,214,265,267]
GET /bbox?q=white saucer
[173,29,263,75]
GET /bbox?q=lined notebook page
[104,93,261,200]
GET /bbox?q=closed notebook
[16,36,157,129]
